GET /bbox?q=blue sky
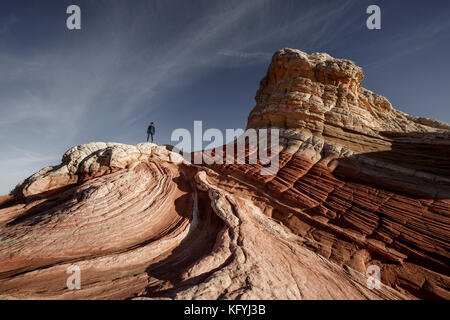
[0,0,449,194]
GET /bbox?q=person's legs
[151,134,154,143]
[147,133,150,142]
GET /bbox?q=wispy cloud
[1,0,358,135]
[217,49,272,59]
[1,0,447,194]
[0,146,59,165]
[0,0,360,193]
[364,17,450,70]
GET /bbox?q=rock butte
[0,48,449,300]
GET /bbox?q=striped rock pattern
[0,143,404,300]
[0,48,448,300]
[204,49,450,299]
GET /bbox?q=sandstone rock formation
[0,142,403,299]
[206,49,450,299]
[0,48,448,300]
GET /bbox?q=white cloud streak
[0,0,364,194]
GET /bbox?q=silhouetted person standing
[147,122,155,143]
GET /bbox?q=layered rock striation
[0,48,448,300]
[0,142,402,299]
[208,49,450,299]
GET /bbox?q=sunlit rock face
[211,48,450,299]
[0,49,449,300]
[0,142,402,300]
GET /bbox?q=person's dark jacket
[147,125,155,135]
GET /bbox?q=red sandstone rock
[209,49,450,299]
[0,49,448,300]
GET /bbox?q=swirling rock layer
[0,143,403,300]
[205,49,450,299]
[0,49,449,300]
